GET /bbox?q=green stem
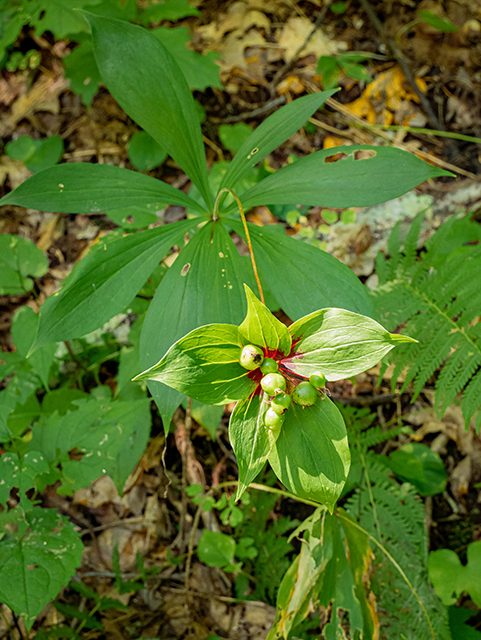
[213,188,265,305]
[354,122,481,145]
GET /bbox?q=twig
[358,0,459,159]
[184,495,209,590]
[177,399,192,553]
[209,96,286,123]
[269,3,331,92]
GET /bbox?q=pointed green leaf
[0,508,83,631]
[219,91,337,195]
[283,308,414,381]
[230,145,454,211]
[134,324,256,404]
[268,398,349,510]
[229,391,276,500]
[0,163,206,214]
[11,306,56,388]
[140,221,255,430]
[239,284,291,356]
[33,218,197,349]
[86,13,212,208]
[229,221,374,318]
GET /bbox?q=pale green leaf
[268,398,350,510]
[198,530,236,567]
[429,543,481,607]
[239,284,291,356]
[283,308,416,381]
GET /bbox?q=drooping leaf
[33,218,197,349]
[140,221,254,430]
[239,284,291,356]
[268,398,350,510]
[0,163,205,214]
[86,13,212,208]
[230,145,454,211]
[229,391,274,500]
[0,507,83,630]
[283,308,416,381]
[134,324,256,404]
[228,221,374,318]
[219,91,337,195]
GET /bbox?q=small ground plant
[0,11,455,635]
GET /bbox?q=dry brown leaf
[0,156,31,189]
[277,75,305,94]
[277,16,347,61]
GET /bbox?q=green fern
[372,213,481,430]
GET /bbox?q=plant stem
[213,188,265,305]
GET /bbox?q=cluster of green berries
[239,345,326,429]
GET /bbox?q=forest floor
[1,0,481,638]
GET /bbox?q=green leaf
[387,443,447,496]
[0,163,205,214]
[142,0,200,22]
[0,234,48,295]
[429,542,481,607]
[128,130,168,172]
[219,91,337,194]
[63,38,101,106]
[31,0,101,38]
[140,221,254,430]
[0,451,49,508]
[33,218,197,349]
[449,608,481,640]
[228,221,374,319]
[316,56,340,90]
[151,27,222,93]
[0,507,83,630]
[218,123,253,153]
[418,10,458,32]
[25,136,64,173]
[134,324,256,404]
[239,284,291,356]
[106,206,159,230]
[283,308,416,380]
[338,60,372,83]
[233,145,454,210]
[197,530,236,568]
[86,14,212,209]
[6,135,37,160]
[268,398,349,510]
[183,399,224,439]
[31,397,151,494]
[229,392,274,501]
[11,306,57,389]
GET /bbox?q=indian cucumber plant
[0,11,454,634]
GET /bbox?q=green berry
[309,373,326,389]
[260,358,278,375]
[240,344,264,370]
[271,392,292,414]
[292,381,318,406]
[260,373,286,396]
[265,407,284,428]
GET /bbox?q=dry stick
[358,0,459,159]
[210,95,286,124]
[213,188,265,304]
[269,2,331,92]
[178,398,192,553]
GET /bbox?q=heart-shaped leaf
[268,398,350,511]
[283,308,416,381]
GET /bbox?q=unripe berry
[309,373,326,389]
[240,344,264,370]
[292,381,318,406]
[271,392,291,415]
[265,407,284,428]
[260,358,278,375]
[260,373,286,396]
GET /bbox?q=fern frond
[373,214,481,428]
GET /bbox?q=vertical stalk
[213,188,265,305]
